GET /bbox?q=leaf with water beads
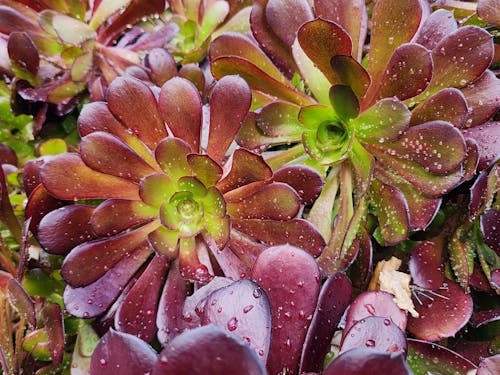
[463,122,500,171]
[480,209,500,254]
[408,240,445,290]
[461,71,500,128]
[256,101,302,139]
[414,9,457,51]
[42,302,65,365]
[7,278,35,328]
[273,165,324,205]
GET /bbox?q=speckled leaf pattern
[409,239,445,290]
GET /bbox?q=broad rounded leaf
[409,240,445,290]
[265,0,313,47]
[463,122,500,171]
[273,165,324,205]
[414,9,457,51]
[461,70,500,128]
[8,32,39,76]
[411,88,468,128]
[480,209,500,254]
[477,0,500,26]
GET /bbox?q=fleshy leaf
[8,32,39,81]
[411,88,468,128]
[115,255,168,342]
[8,278,35,328]
[265,0,313,47]
[159,77,202,153]
[409,240,445,290]
[478,355,499,375]
[463,122,500,171]
[478,0,500,26]
[154,137,191,181]
[324,348,412,375]
[273,165,324,205]
[153,325,266,374]
[148,226,179,259]
[144,48,177,86]
[329,85,359,121]
[414,9,457,51]
[38,205,95,255]
[480,209,500,254]
[25,184,66,235]
[330,55,371,101]
[251,245,320,375]
[47,11,96,45]
[41,154,140,200]
[90,330,157,375]
[300,273,352,374]
[199,279,271,363]
[340,316,407,355]
[408,279,473,341]
[256,101,302,139]
[107,77,167,150]
[461,70,500,128]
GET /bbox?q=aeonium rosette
[209,0,495,275]
[25,75,325,342]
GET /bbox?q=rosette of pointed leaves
[0,0,169,110]
[26,75,325,342]
[209,0,495,275]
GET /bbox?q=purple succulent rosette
[25,75,325,343]
[207,0,498,276]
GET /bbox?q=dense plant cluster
[0,0,499,374]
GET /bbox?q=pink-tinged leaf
[480,209,500,254]
[178,64,205,94]
[236,112,279,150]
[478,0,500,25]
[344,291,407,335]
[414,9,457,50]
[64,244,151,318]
[249,0,297,77]
[300,273,352,374]
[340,316,407,355]
[107,77,167,150]
[273,165,324,205]
[348,230,374,290]
[91,199,156,237]
[470,309,500,328]
[159,77,202,153]
[187,155,223,188]
[144,48,178,86]
[115,255,168,343]
[80,132,157,182]
[478,355,500,375]
[0,5,39,34]
[369,180,409,245]
[463,122,500,171]
[90,330,157,375]
[207,75,252,163]
[42,303,65,365]
[8,32,39,76]
[217,149,272,194]
[315,0,367,60]
[8,278,35,328]
[324,348,412,375]
[297,19,352,84]
[233,218,325,257]
[211,56,312,106]
[153,325,266,374]
[411,88,468,128]
[25,184,66,235]
[227,182,300,220]
[41,153,140,200]
[156,261,190,345]
[409,239,445,290]
[367,0,423,85]
[228,230,267,268]
[61,221,158,287]
[251,245,321,375]
[38,205,95,255]
[178,238,212,282]
[353,98,410,143]
[407,339,477,375]
[330,55,371,101]
[428,26,493,93]
[461,70,500,128]
[199,279,271,363]
[265,0,313,47]
[374,43,432,102]
[154,137,191,182]
[408,279,473,341]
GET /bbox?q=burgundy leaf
[300,273,352,374]
[409,239,445,290]
[478,355,500,375]
[343,291,407,335]
[144,48,178,86]
[25,184,66,235]
[414,9,457,51]
[408,279,473,341]
[23,157,45,196]
[42,303,65,365]
[153,325,266,375]
[463,122,500,171]
[329,55,371,102]
[340,316,407,355]
[7,278,35,327]
[461,70,500,127]
[7,32,39,76]
[251,245,321,375]
[265,0,313,47]
[115,255,169,342]
[90,330,157,375]
[38,205,96,255]
[480,209,500,254]
[273,165,324,205]
[324,348,412,375]
[207,75,252,163]
[470,309,500,328]
[199,279,271,363]
[477,0,500,25]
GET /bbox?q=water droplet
[253,289,262,298]
[227,317,238,331]
[243,305,254,314]
[365,339,376,347]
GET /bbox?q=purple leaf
[90,330,157,375]
[153,325,266,374]
[7,278,35,328]
[470,309,500,328]
[273,165,324,205]
[477,0,500,25]
[463,122,500,171]
[251,245,321,375]
[461,70,500,127]
[42,303,65,365]
[414,9,457,51]
[480,209,500,254]
[478,355,500,375]
[265,0,313,47]
[144,48,178,86]
[8,31,39,76]
[409,240,445,290]
[25,184,66,235]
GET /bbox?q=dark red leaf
[463,122,500,171]
[273,165,324,205]
[265,0,313,47]
[470,309,500,328]
[42,303,65,365]
[480,209,500,254]
[461,70,500,127]
[25,184,67,235]
[7,278,35,328]
[144,48,178,86]
[7,32,39,76]
[409,239,445,290]
[414,9,457,51]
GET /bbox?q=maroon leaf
[42,303,65,365]
[199,279,271,363]
[340,316,407,355]
[7,278,35,328]
[159,77,202,153]
[251,245,321,375]
[324,348,412,375]
[38,205,96,255]
[330,55,371,101]
[478,355,500,375]
[115,255,169,342]
[90,329,157,375]
[461,70,500,128]
[153,325,266,375]
[463,122,500,171]
[64,244,151,318]
[414,9,457,51]
[300,273,352,374]
[470,309,500,328]
[273,165,324,205]
[343,291,407,335]
[477,0,500,25]
[22,157,44,196]
[8,32,39,76]
[25,184,66,235]
[207,75,252,163]
[409,239,445,290]
[265,0,313,47]
[156,261,190,345]
[144,48,178,86]
[480,209,500,254]
[107,77,167,150]
[408,279,473,341]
